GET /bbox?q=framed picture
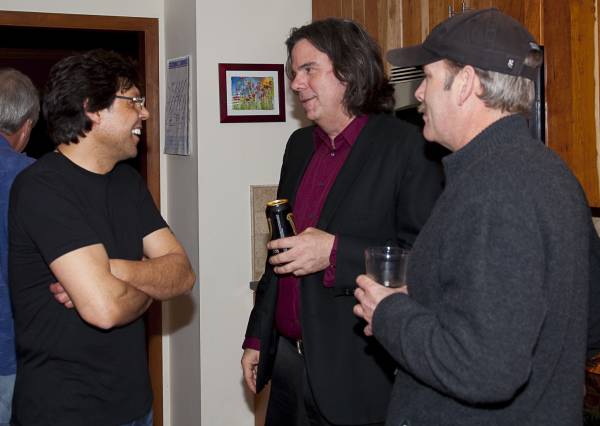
[218,63,286,123]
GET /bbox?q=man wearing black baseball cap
[354,8,592,425]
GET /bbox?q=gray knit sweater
[373,115,590,426]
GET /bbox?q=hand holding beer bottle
[265,199,335,276]
[265,199,297,256]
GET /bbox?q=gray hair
[444,49,543,115]
[0,68,40,135]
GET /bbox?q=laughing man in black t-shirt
[8,50,195,426]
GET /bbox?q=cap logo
[529,42,541,51]
[507,58,515,69]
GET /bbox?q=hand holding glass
[364,246,409,288]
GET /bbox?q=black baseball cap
[387,8,541,80]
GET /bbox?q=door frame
[0,10,163,426]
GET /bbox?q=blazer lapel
[281,128,315,208]
[317,115,380,229]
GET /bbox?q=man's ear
[85,110,102,125]
[456,65,477,106]
[12,119,33,153]
[83,98,102,125]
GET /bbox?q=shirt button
[330,152,335,157]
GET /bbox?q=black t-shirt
[8,152,167,426]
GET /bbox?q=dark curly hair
[285,18,394,116]
[43,49,140,145]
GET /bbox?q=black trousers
[265,337,384,426]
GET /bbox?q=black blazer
[245,114,444,424]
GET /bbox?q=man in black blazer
[241,18,443,426]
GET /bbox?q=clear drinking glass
[364,246,410,288]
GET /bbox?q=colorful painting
[231,76,274,111]
[219,63,285,123]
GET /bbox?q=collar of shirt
[313,114,369,152]
[0,134,11,151]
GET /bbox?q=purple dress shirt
[244,115,368,350]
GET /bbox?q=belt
[284,337,304,356]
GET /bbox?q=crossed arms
[50,227,195,330]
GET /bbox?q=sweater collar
[442,114,530,181]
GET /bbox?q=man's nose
[414,80,425,102]
[139,105,150,120]
[291,73,305,92]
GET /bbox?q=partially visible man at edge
[0,68,38,426]
[354,8,591,425]
[8,50,195,426]
[241,18,443,426]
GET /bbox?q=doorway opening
[0,10,163,426]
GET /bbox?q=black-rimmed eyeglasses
[115,95,146,109]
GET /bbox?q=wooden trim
[0,10,163,425]
[0,10,157,31]
[597,0,600,196]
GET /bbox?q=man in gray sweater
[354,8,591,425]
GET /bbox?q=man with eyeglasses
[8,49,195,426]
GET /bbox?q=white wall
[194,1,310,424]
[163,0,201,425]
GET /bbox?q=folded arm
[50,244,152,329]
[109,227,196,300]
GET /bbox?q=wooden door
[542,0,599,206]
[0,10,164,425]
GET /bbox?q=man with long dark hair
[8,50,195,426]
[242,19,443,425]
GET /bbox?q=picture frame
[218,63,286,123]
